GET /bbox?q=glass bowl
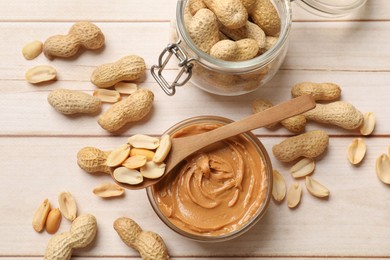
[146,116,273,242]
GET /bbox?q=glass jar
[151,0,367,96]
[146,116,273,242]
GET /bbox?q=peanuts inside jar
[147,116,272,241]
[156,0,291,96]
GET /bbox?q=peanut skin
[91,55,146,88]
[114,217,169,260]
[32,198,51,232]
[43,22,105,59]
[303,101,363,130]
[272,130,329,162]
[48,89,102,115]
[98,89,154,132]
[45,208,62,234]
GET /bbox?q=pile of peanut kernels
[32,192,77,235]
[252,82,384,209]
[106,134,172,186]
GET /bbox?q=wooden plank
[291,0,388,21]
[0,136,389,256]
[5,258,390,260]
[0,0,389,258]
[285,22,390,71]
[0,0,176,22]
[0,0,387,22]
[1,22,171,81]
[0,70,387,136]
[1,21,389,85]
[3,258,390,260]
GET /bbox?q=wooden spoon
[112,95,315,190]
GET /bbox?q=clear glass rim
[293,0,368,17]
[146,115,273,242]
[176,0,292,74]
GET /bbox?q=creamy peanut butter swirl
[153,124,268,236]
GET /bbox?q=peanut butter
[152,123,269,236]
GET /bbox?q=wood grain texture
[0,0,387,22]
[0,70,388,136]
[1,21,389,83]
[1,137,389,257]
[1,0,390,258]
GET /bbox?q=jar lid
[293,0,367,17]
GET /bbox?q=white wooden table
[1,1,390,259]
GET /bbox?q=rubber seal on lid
[293,0,367,17]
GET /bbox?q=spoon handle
[202,95,315,142]
[169,95,316,166]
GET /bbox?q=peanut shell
[272,130,329,162]
[98,89,154,132]
[291,82,341,101]
[203,0,248,29]
[48,89,101,115]
[77,147,111,174]
[91,55,146,88]
[43,22,105,59]
[303,101,363,130]
[249,0,280,36]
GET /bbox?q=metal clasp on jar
[151,40,195,96]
